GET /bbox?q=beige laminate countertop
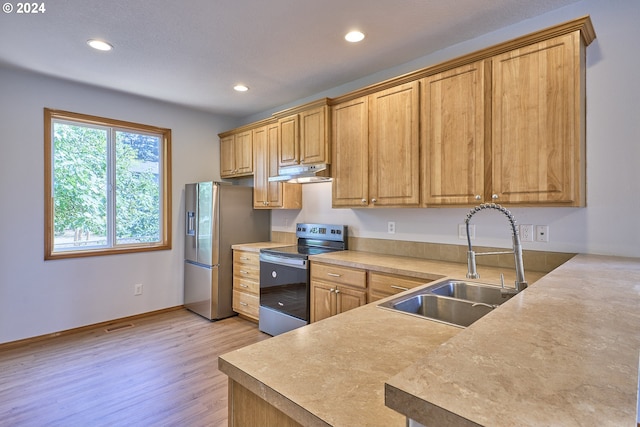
[231,241,289,252]
[219,251,640,426]
[386,253,640,426]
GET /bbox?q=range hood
[268,164,332,183]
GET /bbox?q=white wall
[0,67,237,344]
[268,0,640,258]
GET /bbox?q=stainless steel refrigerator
[184,182,270,320]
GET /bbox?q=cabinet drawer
[233,250,259,266]
[311,263,366,289]
[368,272,430,296]
[233,290,259,319]
[233,277,259,295]
[233,263,260,282]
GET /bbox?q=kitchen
[1,0,639,425]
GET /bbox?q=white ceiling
[0,0,581,118]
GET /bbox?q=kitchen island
[218,253,640,426]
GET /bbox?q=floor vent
[104,323,135,333]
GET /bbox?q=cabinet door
[266,122,284,207]
[335,286,367,315]
[369,81,420,206]
[331,97,369,207]
[300,106,329,165]
[492,32,583,205]
[252,126,269,208]
[234,130,253,175]
[310,281,336,323]
[278,114,299,167]
[422,62,485,205]
[220,135,235,177]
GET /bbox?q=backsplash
[271,231,574,273]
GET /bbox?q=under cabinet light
[234,84,249,92]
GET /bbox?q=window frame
[44,108,172,260]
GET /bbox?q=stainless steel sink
[378,279,513,328]
[429,280,511,306]
[385,294,493,327]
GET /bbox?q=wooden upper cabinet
[332,82,420,208]
[220,135,236,177]
[253,122,302,209]
[234,130,253,175]
[332,96,369,207]
[220,131,253,178]
[252,126,269,207]
[491,31,585,206]
[278,103,330,168]
[278,114,299,167]
[421,61,486,206]
[300,105,329,164]
[368,81,420,207]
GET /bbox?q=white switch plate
[134,283,143,296]
[535,225,549,242]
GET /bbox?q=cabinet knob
[492,194,499,200]
[330,288,335,293]
[334,289,340,294]
[475,195,481,200]
[361,198,367,204]
[371,198,377,203]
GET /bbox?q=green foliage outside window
[52,123,161,249]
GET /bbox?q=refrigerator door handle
[186,211,196,236]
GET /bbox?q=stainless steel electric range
[259,223,348,336]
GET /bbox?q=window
[44,109,171,259]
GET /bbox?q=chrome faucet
[464,203,528,296]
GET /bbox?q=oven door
[259,254,309,322]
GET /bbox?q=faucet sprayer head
[465,203,519,238]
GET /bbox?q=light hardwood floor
[0,309,270,426]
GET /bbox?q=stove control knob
[271,271,277,278]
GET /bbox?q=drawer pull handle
[390,285,409,291]
[240,257,250,260]
[240,284,249,288]
[239,302,248,306]
[240,270,249,274]
[327,273,341,277]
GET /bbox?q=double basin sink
[378,279,515,328]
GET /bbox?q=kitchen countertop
[219,251,640,426]
[386,254,640,426]
[231,241,291,252]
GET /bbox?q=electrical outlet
[134,283,143,296]
[535,225,549,243]
[458,224,475,240]
[519,224,534,242]
[387,221,396,234]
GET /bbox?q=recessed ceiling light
[233,84,249,92]
[345,31,365,43]
[87,39,113,51]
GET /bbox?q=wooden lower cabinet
[310,262,367,322]
[228,380,302,427]
[368,271,432,302]
[232,250,261,322]
[310,281,367,322]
